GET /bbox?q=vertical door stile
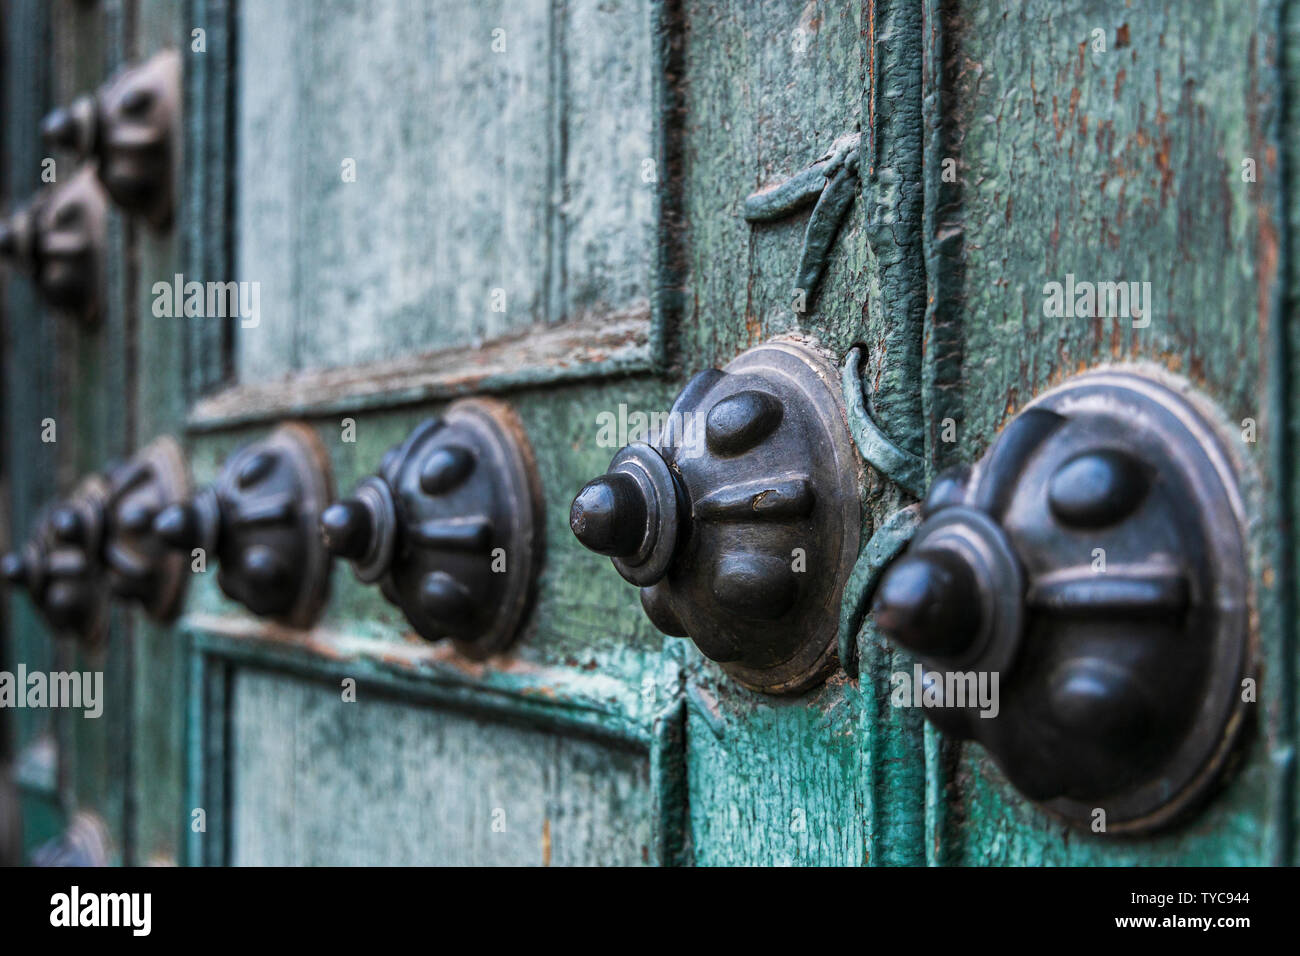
[857,0,930,867]
[919,0,965,868]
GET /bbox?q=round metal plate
[379,399,544,659]
[665,337,864,694]
[105,436,192,621]
[1020,370,1253,833]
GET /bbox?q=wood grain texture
[234,0,655,378]
[187,311,653,429]
[228,668,652,865]
[53,0,132,864]
[183,0,237,397]
[183,0,680,867]
[679,0,870,367]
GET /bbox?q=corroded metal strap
[742,161,832,222]
[837,503,923,678]
[744,132,862,308]
[743,132,860,222]
[795,156,858,299]
[840,346,927,497]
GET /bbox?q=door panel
[174,0,678,865]
[235,0,656,378]
[229,670,652,866]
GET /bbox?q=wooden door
[1,0,1293,866]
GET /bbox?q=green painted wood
[181,626,680,864]
[675,0,932,865]
[183,0,237,398]
[232,0,658,380]
[2,0,193,865]
[53,0,133,865]
[227,668,652,865]
[184,644,230,867]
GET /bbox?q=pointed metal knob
[320,499,374,561]
[567,340,862,694]
[41,106,83,151]
[42,51,178,228]
[868,371,1255,833]
[154,502,200,550]
[873,551,981,660]
[324,402,541,657]
[570,472,648,558]
[152,426,332,626]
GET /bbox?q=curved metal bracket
[836,503,923,678]
[841,345,926,497]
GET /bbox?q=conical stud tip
[570,472,648,558]
[320,499,374,561]
[153,502,197,550]
[873,550,982,660]
[40,107,81,149]
[1,552,27,585]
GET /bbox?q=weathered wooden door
[1,0,1294,866]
